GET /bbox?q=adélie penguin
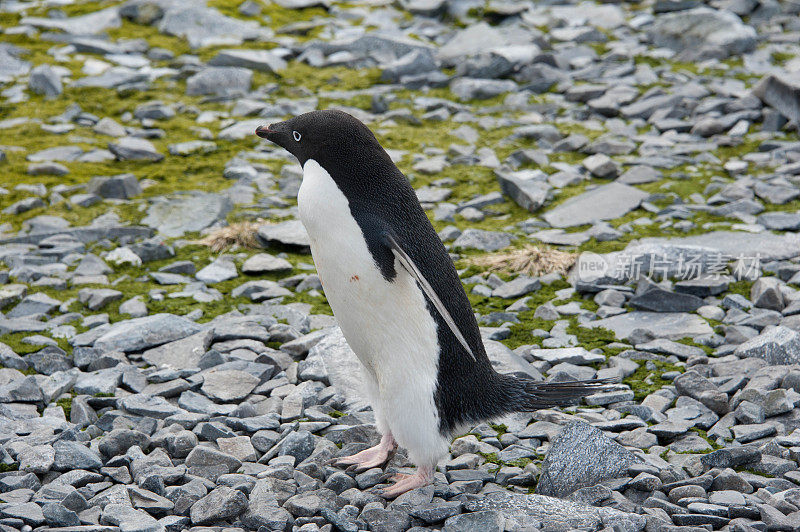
[256,110,613,497]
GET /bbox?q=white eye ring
[293,131,301,142]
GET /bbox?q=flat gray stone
[186,67,252,97]
[209,49,287,73]
[108,137,163,162]
[21,7,120,34]
[256,220,310,252]
[453,229,512,251]
[588,312,713,340]
[464,491,646,530]
[544,183,648,228]
[201,369,260,402]
[93,313,204,353]
[241,253,293,274]
[196,257,238,284]
[142,330,214,369]
[158,5,263,48]
[143,193,232,237]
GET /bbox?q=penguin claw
[379,471,432,499]
[330,436,397,471]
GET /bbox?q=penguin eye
[292,131,301,142]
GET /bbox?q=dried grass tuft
[469,245,577,278]
[195,220,263,252]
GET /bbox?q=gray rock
[74,67,148,89]
[242,253,293,274]
[196,257,238,284]
[588,311,714,340]
[109,137,164,162]
[209,49,287,73]
[630,287,704,313]
[536,421,641,498]
[189,486,248,525]
[241,479,293,530]
[582,154,620,178]
[93,313,203,353]
[543,183,648,228]
[18,444,55,474]
[87,174,141,199]
[0,45,31,78]
[185,446,242,474]
[201,369,260,401]
[21,5,119,33]
[158,5,263,48]
[257,220,310,252]
[753,74,800,124]
[142,330,213,370]
[453,229,512,251]
[648,7,757,59]
[278,430,316,463]
[381,49,438,82]
[78,288,123,311]
[52,440,103,471]
[492,276,541,299]
[121,394,183,419]
[168,140,217,156]
[42,502,80,527]
[29,64,62,98]
[450,78,517,101]
[186,67,252,97]
[495,169,550,212]
[101,503,161,531]
[143,193,232,237]
[734,325,800,365]
[464,491,646,530]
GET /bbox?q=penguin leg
[380,465,434,498]
[334,366,396,471]
[334,432,397,471]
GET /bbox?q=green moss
[490,423,508,436]
[56,397,73,419]
[727,280,753,298]
[689,427,723,450]
[505,457,534,469]
[329,410,345,418]
[0,463,19,473]
[0,333,72,356]
[623,359,682,401]
[93,392,115,397]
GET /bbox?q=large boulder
[734,326,800,365]
[536,421,642,498]
[648,7,757,60]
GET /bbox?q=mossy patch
[623,359,682,401]
[56,397,73,419]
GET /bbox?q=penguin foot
[333,432,396,470]
[379,467,433,499]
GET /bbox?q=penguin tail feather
[515,377,618,411]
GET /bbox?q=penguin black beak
[255,125,274,139]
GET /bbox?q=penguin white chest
[296,160,440,384]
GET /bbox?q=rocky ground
[1,0,800,531]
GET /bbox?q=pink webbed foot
[333,433,397,473]
[379,467,433,498]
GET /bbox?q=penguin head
[256,109,384,167]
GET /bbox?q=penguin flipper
[383,232,476,361]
